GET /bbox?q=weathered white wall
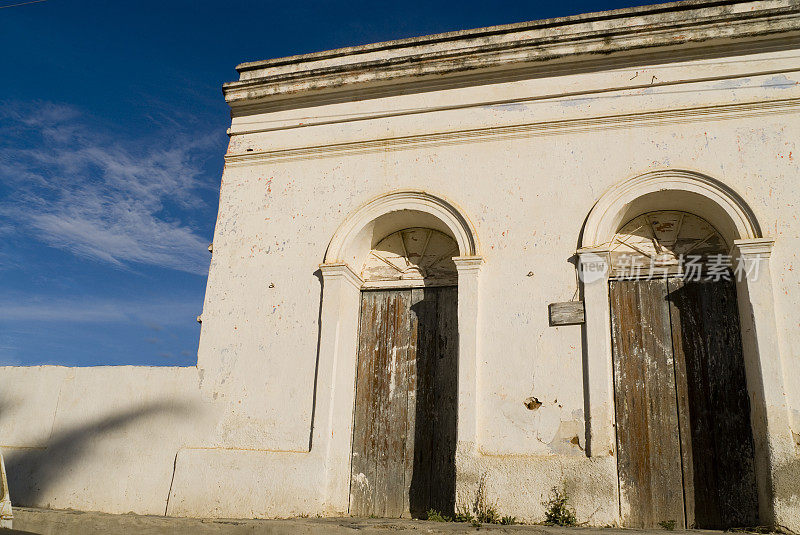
[1,7,799,527]
[197,44,800,524]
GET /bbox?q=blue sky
[0,0,652,366]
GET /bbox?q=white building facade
[2,0,800,529]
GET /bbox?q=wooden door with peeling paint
[349,227,460,518]
[349,287,457,518]
[610,277,758,529]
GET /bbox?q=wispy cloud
[0,296,200,325]
[0,101,217,274]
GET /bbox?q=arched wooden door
[608,212,759,529]
[349,228,458,518]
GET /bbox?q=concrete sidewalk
[8,508,730,535]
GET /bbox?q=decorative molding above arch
[325,190,478,264]
[581,169,762,249]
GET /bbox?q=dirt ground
[3,507,729,535]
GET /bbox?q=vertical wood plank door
[350,287,458,518]
[667,278,759,529]
[610,277,759,529]
[610,279,686,529]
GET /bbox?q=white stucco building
[2,0,800,529]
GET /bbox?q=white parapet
[0,450,12,529]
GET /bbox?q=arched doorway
[607,211,759,529]
[316,191,482,515]
[349,228,458,518]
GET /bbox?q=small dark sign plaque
[549,301,585,326]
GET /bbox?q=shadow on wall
[308,268,324,453]
[3,400,193,507]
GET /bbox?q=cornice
[223,96,800,165]
[223,1,800,109]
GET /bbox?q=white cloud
[0,102,217,275]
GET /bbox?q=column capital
[453,255,484,272]
[319,262,363,290]
[576,247,610,284]
[733,238,776,258]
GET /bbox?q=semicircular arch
[581,169,761,249]
[325,190,479,270]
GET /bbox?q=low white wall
[0,366,210,515]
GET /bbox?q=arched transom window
[608,211,728,277]
[361,228,458,288]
